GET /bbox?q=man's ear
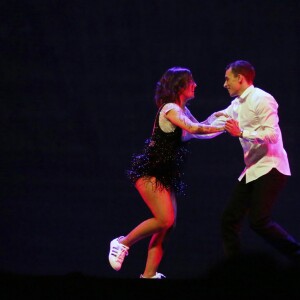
[237,74,244,83]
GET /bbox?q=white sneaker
[108,236,129,271]
[140,272,166,279]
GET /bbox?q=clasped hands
[214,112,241,137]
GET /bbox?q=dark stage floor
[1,262,300,300]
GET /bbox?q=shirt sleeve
[242,95,279,144]
[181,107,225,141]
[162,103,182,114]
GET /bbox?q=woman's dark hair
[226,60,256,83]
[154,67,193,108]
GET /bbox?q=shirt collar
[238,85,254,102]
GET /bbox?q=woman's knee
[157,215,175,231]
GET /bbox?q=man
[214,60,300,262]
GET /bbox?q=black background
[1,0,299,279]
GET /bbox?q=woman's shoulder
[161,102,182,114]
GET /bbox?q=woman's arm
[165,108,225,134]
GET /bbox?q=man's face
[223,67,242,97]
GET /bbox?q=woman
[108,67,225,278]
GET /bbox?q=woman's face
[181,79,197,101]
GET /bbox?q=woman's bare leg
[119,177,176,277]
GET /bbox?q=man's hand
[225,119,242,137]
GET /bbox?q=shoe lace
[116,246,128,263]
